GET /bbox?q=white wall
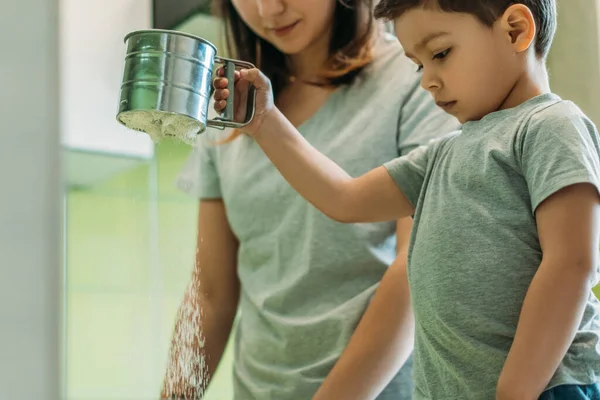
[60,0,154,158]
[0,0,62,399]
[61,0,155,188]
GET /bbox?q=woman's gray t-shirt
[177,34,459,400]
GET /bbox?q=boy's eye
[433,48,451,60]
[415,48,450,72]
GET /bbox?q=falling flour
[119,110,205,145]
[162,269,208,399]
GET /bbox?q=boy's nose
[257,0,285,18]
[421,70,442,92]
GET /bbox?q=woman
[162,0,459,399]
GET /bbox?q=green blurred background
[65,141,234,399]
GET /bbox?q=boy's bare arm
[497,183,600,400]
[254,106,414,223]
[214,68,415,223]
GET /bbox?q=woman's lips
[270,21,300,37]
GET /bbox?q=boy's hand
[213,68,275,136]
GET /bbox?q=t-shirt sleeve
[175,132,222,199]
[383,141,433,208]
[519,102,600,213]
[396,76,461,156]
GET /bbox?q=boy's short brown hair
[374,0,557,58]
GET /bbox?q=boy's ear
[499,4,536,54]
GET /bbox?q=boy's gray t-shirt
[176,34,459,400]
[385,93,600,400]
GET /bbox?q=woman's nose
[256,0,285,18]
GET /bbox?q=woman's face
[231,0,337,55]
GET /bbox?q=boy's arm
[255,106,415,223]
[312,217,415,400]
[496,183,600,400]
[216,68,416,223]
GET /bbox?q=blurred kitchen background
[1,0,599,399]
[62,1,235,398]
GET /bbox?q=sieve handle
[207,57,256,129]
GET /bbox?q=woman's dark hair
[213,0,376,142]
[215,0,376,97]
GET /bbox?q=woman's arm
[161,200,240,399]
[313,217,416,400]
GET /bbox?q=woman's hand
[213,68,275,136]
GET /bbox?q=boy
[213,0,600,398]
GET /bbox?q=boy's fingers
[216,69,241,81]
[239,68,269,90]
[214,100,227,111]
[213,89,229,101]
[213,78,228,89]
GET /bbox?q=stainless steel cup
[116,29,256,135]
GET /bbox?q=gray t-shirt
[177,34,459,400]
[385,93,600,400]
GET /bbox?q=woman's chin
[268,39,307,56]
